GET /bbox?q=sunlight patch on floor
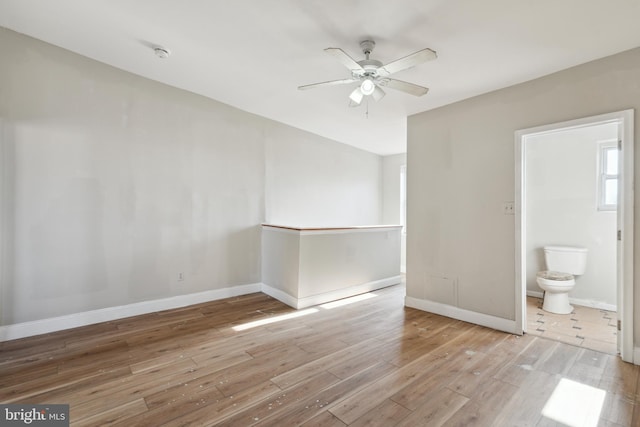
[541,378,606,427]
[319,292,377,309]
[232,292,379,330]
[232,308,319,331]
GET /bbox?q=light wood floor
[1,285,639,426]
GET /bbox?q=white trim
[260,284,301,308]
[570,298,617,312]
[618,110,634,364]
[515,124,526,335]
[525,290,617,312]
[262,224,403,236]
[262,276,401,309]
[597,140,619,212]
[261,226,300,236]
[301,227,401,236]
[515,109,634,364]
[400,164,407,234]
[404,296,517,335]
[526,290,544,299]
[0,283,262,341]
[634,347,640,364]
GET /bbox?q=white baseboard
[404,296,517,335]
[526,290,544,299]
[633,347,640,365]
[260,284,300,309]
[569,297,617,312]
[262,276,402,309]
[526,290,617,312]
[0,283,262,342]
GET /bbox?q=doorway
[515,110,634,363]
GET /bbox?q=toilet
[536,246,588,314]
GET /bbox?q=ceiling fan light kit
[298,39,436,107]
[349,87,364,104]
[372,85,385,101]
[360,78,375,95]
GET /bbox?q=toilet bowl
[536,271,575,314]
[536,246,588,315]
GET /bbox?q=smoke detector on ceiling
[154,46,170,59]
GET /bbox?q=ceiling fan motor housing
[353,59,383,79]
[356,41,382,78]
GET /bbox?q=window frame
[597,139,619,211]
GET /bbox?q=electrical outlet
[502,202,515,215]
[178,272,184,281]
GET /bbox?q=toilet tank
[544,246,588,275]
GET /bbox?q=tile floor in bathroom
[526,296,618,355]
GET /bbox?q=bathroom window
[598,141,618,211]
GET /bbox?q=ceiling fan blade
[372,86,386,102]
[381,78,429,96]
[349,87,364,105]
[298,78,358,90]
[378,48,437,77]
[325,48,365,72]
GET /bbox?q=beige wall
[265,125,382,227]
[262,226,401,308]
[0,28,383,326]
[407,48,640,342]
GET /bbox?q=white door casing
[515,109,634,363]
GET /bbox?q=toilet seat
[536,270,574,281]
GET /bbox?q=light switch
[503,202,515,215]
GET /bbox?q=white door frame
[515,109,634,363]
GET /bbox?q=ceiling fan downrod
[360,40,375,60]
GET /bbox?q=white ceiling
[1,0,639,155]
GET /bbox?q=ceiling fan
[298,40,437,107]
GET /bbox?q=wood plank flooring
[1,285,639,426]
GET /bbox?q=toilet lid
[537,270,574,281]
